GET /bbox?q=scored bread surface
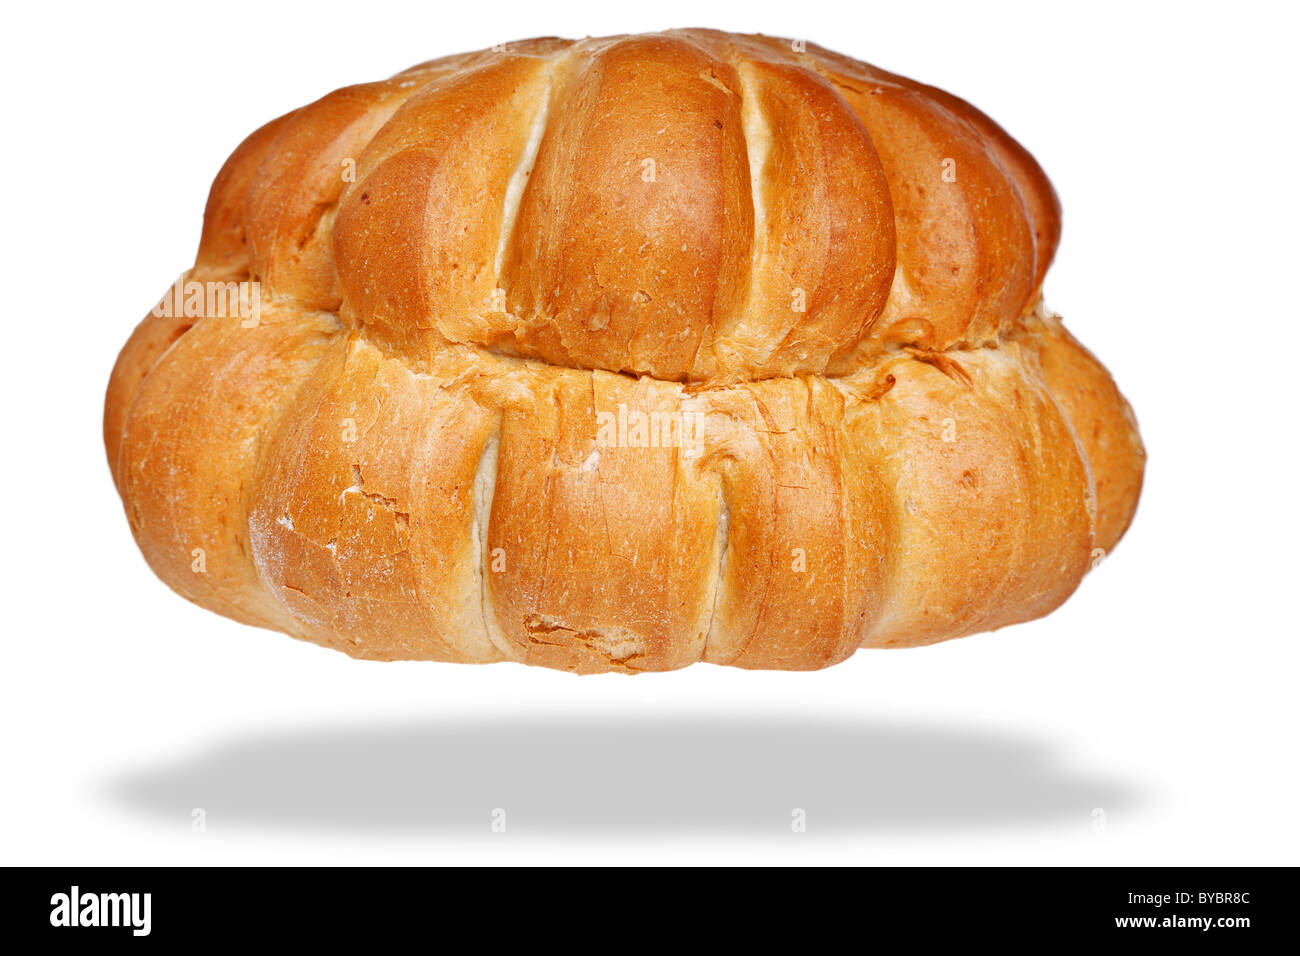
[105,29,1145,672]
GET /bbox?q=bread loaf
[104,29,1145,672]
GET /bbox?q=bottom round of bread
[105,295,1143,673]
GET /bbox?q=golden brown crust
[105,30,1144,672]
[1020,309,1145,553]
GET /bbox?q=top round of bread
[105,29,1145,673]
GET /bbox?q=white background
[1,0,1296,865]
